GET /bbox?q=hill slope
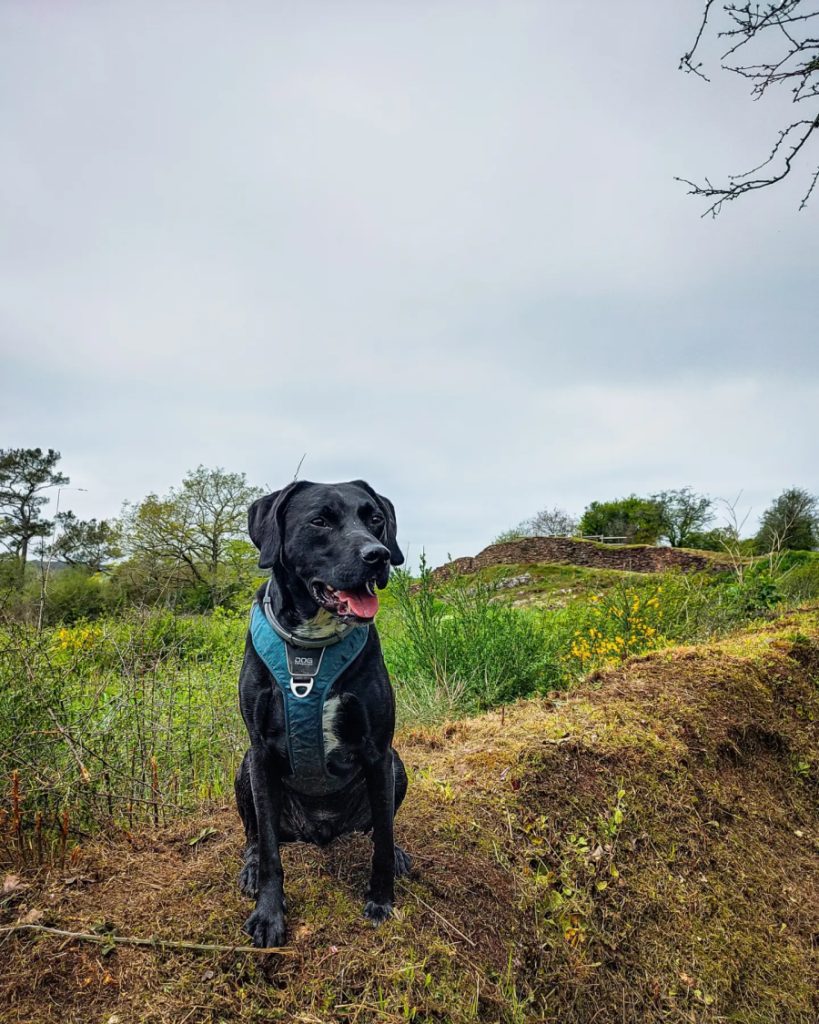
[2,611,818,1024]
[431,536,730,582]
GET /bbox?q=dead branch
[0,921,295,956]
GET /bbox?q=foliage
[379,558,566,722]
[565,584,664,672]
[685,526,735,551]
[526,506,578,537]
[35,568,112,624]
[493,506,578,545]
[578,495,665,544]
[52,512,121,572]
[493,526,530,544]
[755,486,818,553]
[0,448,68,583]
[0,609,248,837]
[652,486,714,547]
[775,551,819,602]
[120,466,264,609]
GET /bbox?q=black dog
[234,479,410,947]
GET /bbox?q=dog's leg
[242,745,287,948]
[389,749,411,877]
[362,749,397,924]
[235,751,259,897]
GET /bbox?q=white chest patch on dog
[297,608,350,642]
[322,696,341,756]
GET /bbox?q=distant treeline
[1,448,817,625]
[0,449,265,622]
[495,487,819,554]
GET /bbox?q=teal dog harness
[249,600,369,795]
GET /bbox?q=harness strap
[249,603,369,794]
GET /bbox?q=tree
[652,487,714,547]
[0,448,68,584]
[121,466,263,606]
[679,1,819,214]
[527,506,579,537]
[52,512,122,573]
[578,496,666,544]
[493,506,578,545]
[756,487,818,551]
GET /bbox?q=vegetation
[0,448,68,587]
[500,488,720,548]
[1,451,818,1021]
[3,610,817,1023]
[494,506,578,544]
[4,541,818,855]
[756,486,819,554]
[578,495,666,543]
[653,486,715,547]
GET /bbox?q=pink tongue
[337,589,379,619]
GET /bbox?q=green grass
[2,553,817,850]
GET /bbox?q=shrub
[39,568,112,624]
[381,559,564,723]
[578,496,665,544]
[563,581,665,673]
[778,560,819,603]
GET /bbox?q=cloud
[1,2,815,569]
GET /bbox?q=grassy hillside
[3,609,817,1023]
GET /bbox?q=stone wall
[431,536,726,582]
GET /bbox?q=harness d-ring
[290,678,314,698]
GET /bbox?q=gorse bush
[381,558,565,724]
[565,583,664,673]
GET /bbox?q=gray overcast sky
[1,2,817,569]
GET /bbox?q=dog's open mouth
[312,580,379,621]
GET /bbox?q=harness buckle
[290,677,314,698]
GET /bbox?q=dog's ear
[247,481,310,569]
[351,480,404,566]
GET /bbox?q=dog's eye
[370,513,384,526]
[310,516,329,528]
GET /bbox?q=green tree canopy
[53,512,122,573]
[578,496,665,545]
[756,487,818,553]
[653,487,714,548]
[0,448,68,584]
[121,466,263,607]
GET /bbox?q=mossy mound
[2,611,818,1023]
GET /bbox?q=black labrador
[234,479,410,947]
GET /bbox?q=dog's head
[248,479,404,623]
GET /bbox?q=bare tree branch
[680,1,819,213]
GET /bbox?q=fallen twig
[397,882,476,946]
[0,922,295,956]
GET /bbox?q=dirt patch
[2,612,818,1023]
[432,536,729,582]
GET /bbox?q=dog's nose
[360,542,390,566]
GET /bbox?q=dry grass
[2,610,818,1023]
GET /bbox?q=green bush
[778,561,819,603]
[381,559,564,724]
[578,496,665,544]
[38,568,112,624]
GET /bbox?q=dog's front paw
[363,900,393,926]
[243,903,287,948]
[238,858,259,898]
[394,844,412,878]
